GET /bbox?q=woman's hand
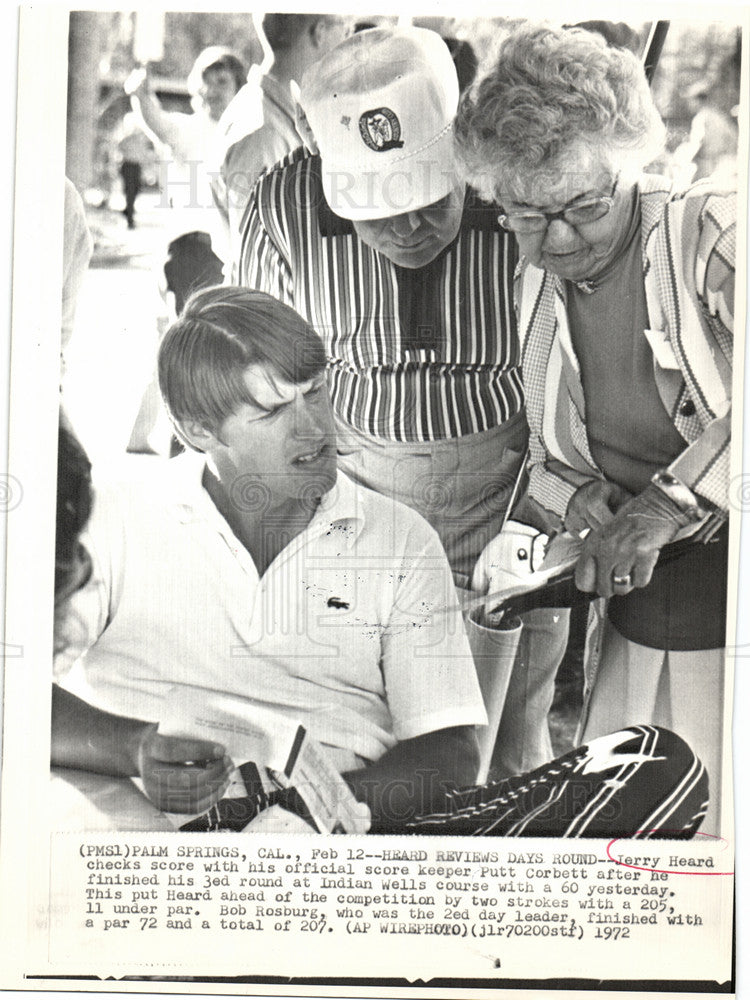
[564,480,632,535]
[134,725,233,813]
[574,483,692,598]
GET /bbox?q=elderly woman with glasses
[456,23,736,832]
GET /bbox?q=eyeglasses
[498,176,619,235]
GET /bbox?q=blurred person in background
[672,77,739,187]
[566,19,641,52]
[127,46,246,312]
[456,23,735,833]
[125,46,246,454]
[211,13,353,272]
[115,111,155,229]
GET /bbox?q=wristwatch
[650,470,706,522]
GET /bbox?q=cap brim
[320,126,460,222]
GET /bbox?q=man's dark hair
[445,37,478,93]
[261,13,320,52]
[188,47,246,97]
[567,20,642,53]
[202,52,247,93]
[158,286,327,441]
[56,411,92,598]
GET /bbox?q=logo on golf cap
[359,108,404,152]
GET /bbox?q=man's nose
[294,399,329,442]
[390,210,422,239]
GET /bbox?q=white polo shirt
[55,455,486,773]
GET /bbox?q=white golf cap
[298,26,460,221]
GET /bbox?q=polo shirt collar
[164,452,228,534]
[165,452,366,549]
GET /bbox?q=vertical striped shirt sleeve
[238,175,295,308]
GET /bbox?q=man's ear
[293,94,319,155]
[309,16,326,50]
[178,420,219,453]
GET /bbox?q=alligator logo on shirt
[359,108,404,152]
[327,596,350,609]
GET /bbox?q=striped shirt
[238,148,522,442]
[517,175,735,523]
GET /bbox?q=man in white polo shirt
[53,287,710,837]
[54,286,486,827]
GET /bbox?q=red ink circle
[606,831,733,875]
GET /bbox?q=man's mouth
[392,234,432,252]
[293,444,329,465]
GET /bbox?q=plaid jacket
[517,175,736,527]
